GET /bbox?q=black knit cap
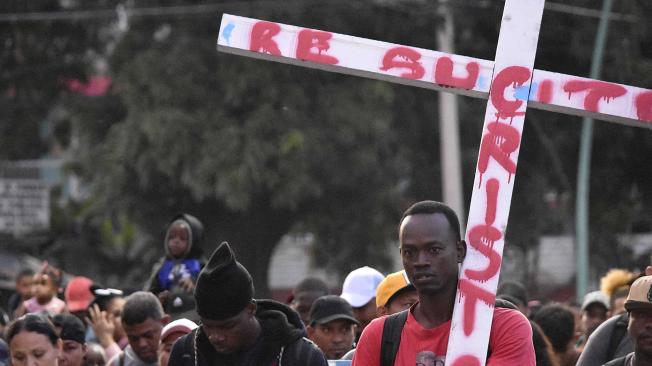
[52,313,86,344]
[194,242,254,320]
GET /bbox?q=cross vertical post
[446,0,545,364]
[216,0,652,361]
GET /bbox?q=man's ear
[377,306,388,317]
[161,314,172,326]
[247,301,257,315]
[457,240,467,263]
[56,338,63,355]
[306,324,315,338]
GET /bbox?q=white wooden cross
[216,0,652,364]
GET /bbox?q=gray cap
[581,290,610,312]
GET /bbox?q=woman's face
[10,330,61,366]
[158,331,186,366]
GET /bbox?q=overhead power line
[0,1,640,23]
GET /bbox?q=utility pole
[436,0,465,230]
[575,0,613,304]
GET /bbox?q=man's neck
[634,352,652,366]
[412,286,457,329]
[242,318,263,350]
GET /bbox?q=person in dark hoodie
[168,242,328,366]
[146,213,204,304]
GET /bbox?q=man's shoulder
[283,337,328,365]
[602,352,633,366]
[367,315,389,332]
[356,315,388,347]
[492,307,529,326]
[170,330,195,358]
[598,313,628,332]
[489,307,532,345]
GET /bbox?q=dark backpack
[378,301,514,366]
[177,331,196,366]
[380,310,409,366]
[606,313,629,361]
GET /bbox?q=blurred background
[1,0,651,302]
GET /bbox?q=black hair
[532,303,575,354]
[121,291,164,326]
[494,297,519,311]
[5,314,59,346]
[400,201,462,241]
[16,269,35,280]
[497,281,529,307]
[386,285,416,308]
[89,286,124,312]
[52,313,86,344]
[530,320,559,366]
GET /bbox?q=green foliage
[68,1,418,292]
[4,0,652,294]
[0,1,112,159]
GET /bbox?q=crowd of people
[1,203,652,366]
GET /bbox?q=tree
[13,0,650,297]
[0,1,116,160]
[71,1,413,295]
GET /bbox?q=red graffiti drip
[491,66,531,120]
[465,178,502,282]
[249,21,282,56]
[379,47,425,80]
[434,57,480,90]
[484,178,499,225]
[477,122,520,186]
[537,79,553,104]
[465,224,502,281]
[295,29,339,65]
[562,80,627,112]
[451,355,482,366]
[459,279,495,336]
[635,91,652,122]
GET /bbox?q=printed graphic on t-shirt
[416,351,445,366]
[169,263,191,281]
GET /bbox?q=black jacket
[168,300,327,366]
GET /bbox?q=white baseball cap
[581,290,610,312]
[340,266,384,308]
[160,318,198,341]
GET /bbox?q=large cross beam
[216,2,651,365]
[217,15,652,129]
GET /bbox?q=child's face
[15,275,33,299]
[32,273,57,303]
[168,222,190,258]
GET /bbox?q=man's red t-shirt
[352,305,535,366]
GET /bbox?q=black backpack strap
[179,329,197,366]
[606,313,629,361]
[380,310,409,366]
[118,352,125,366]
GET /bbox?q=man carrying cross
[215,0,651,362]
[351,201,535,366]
